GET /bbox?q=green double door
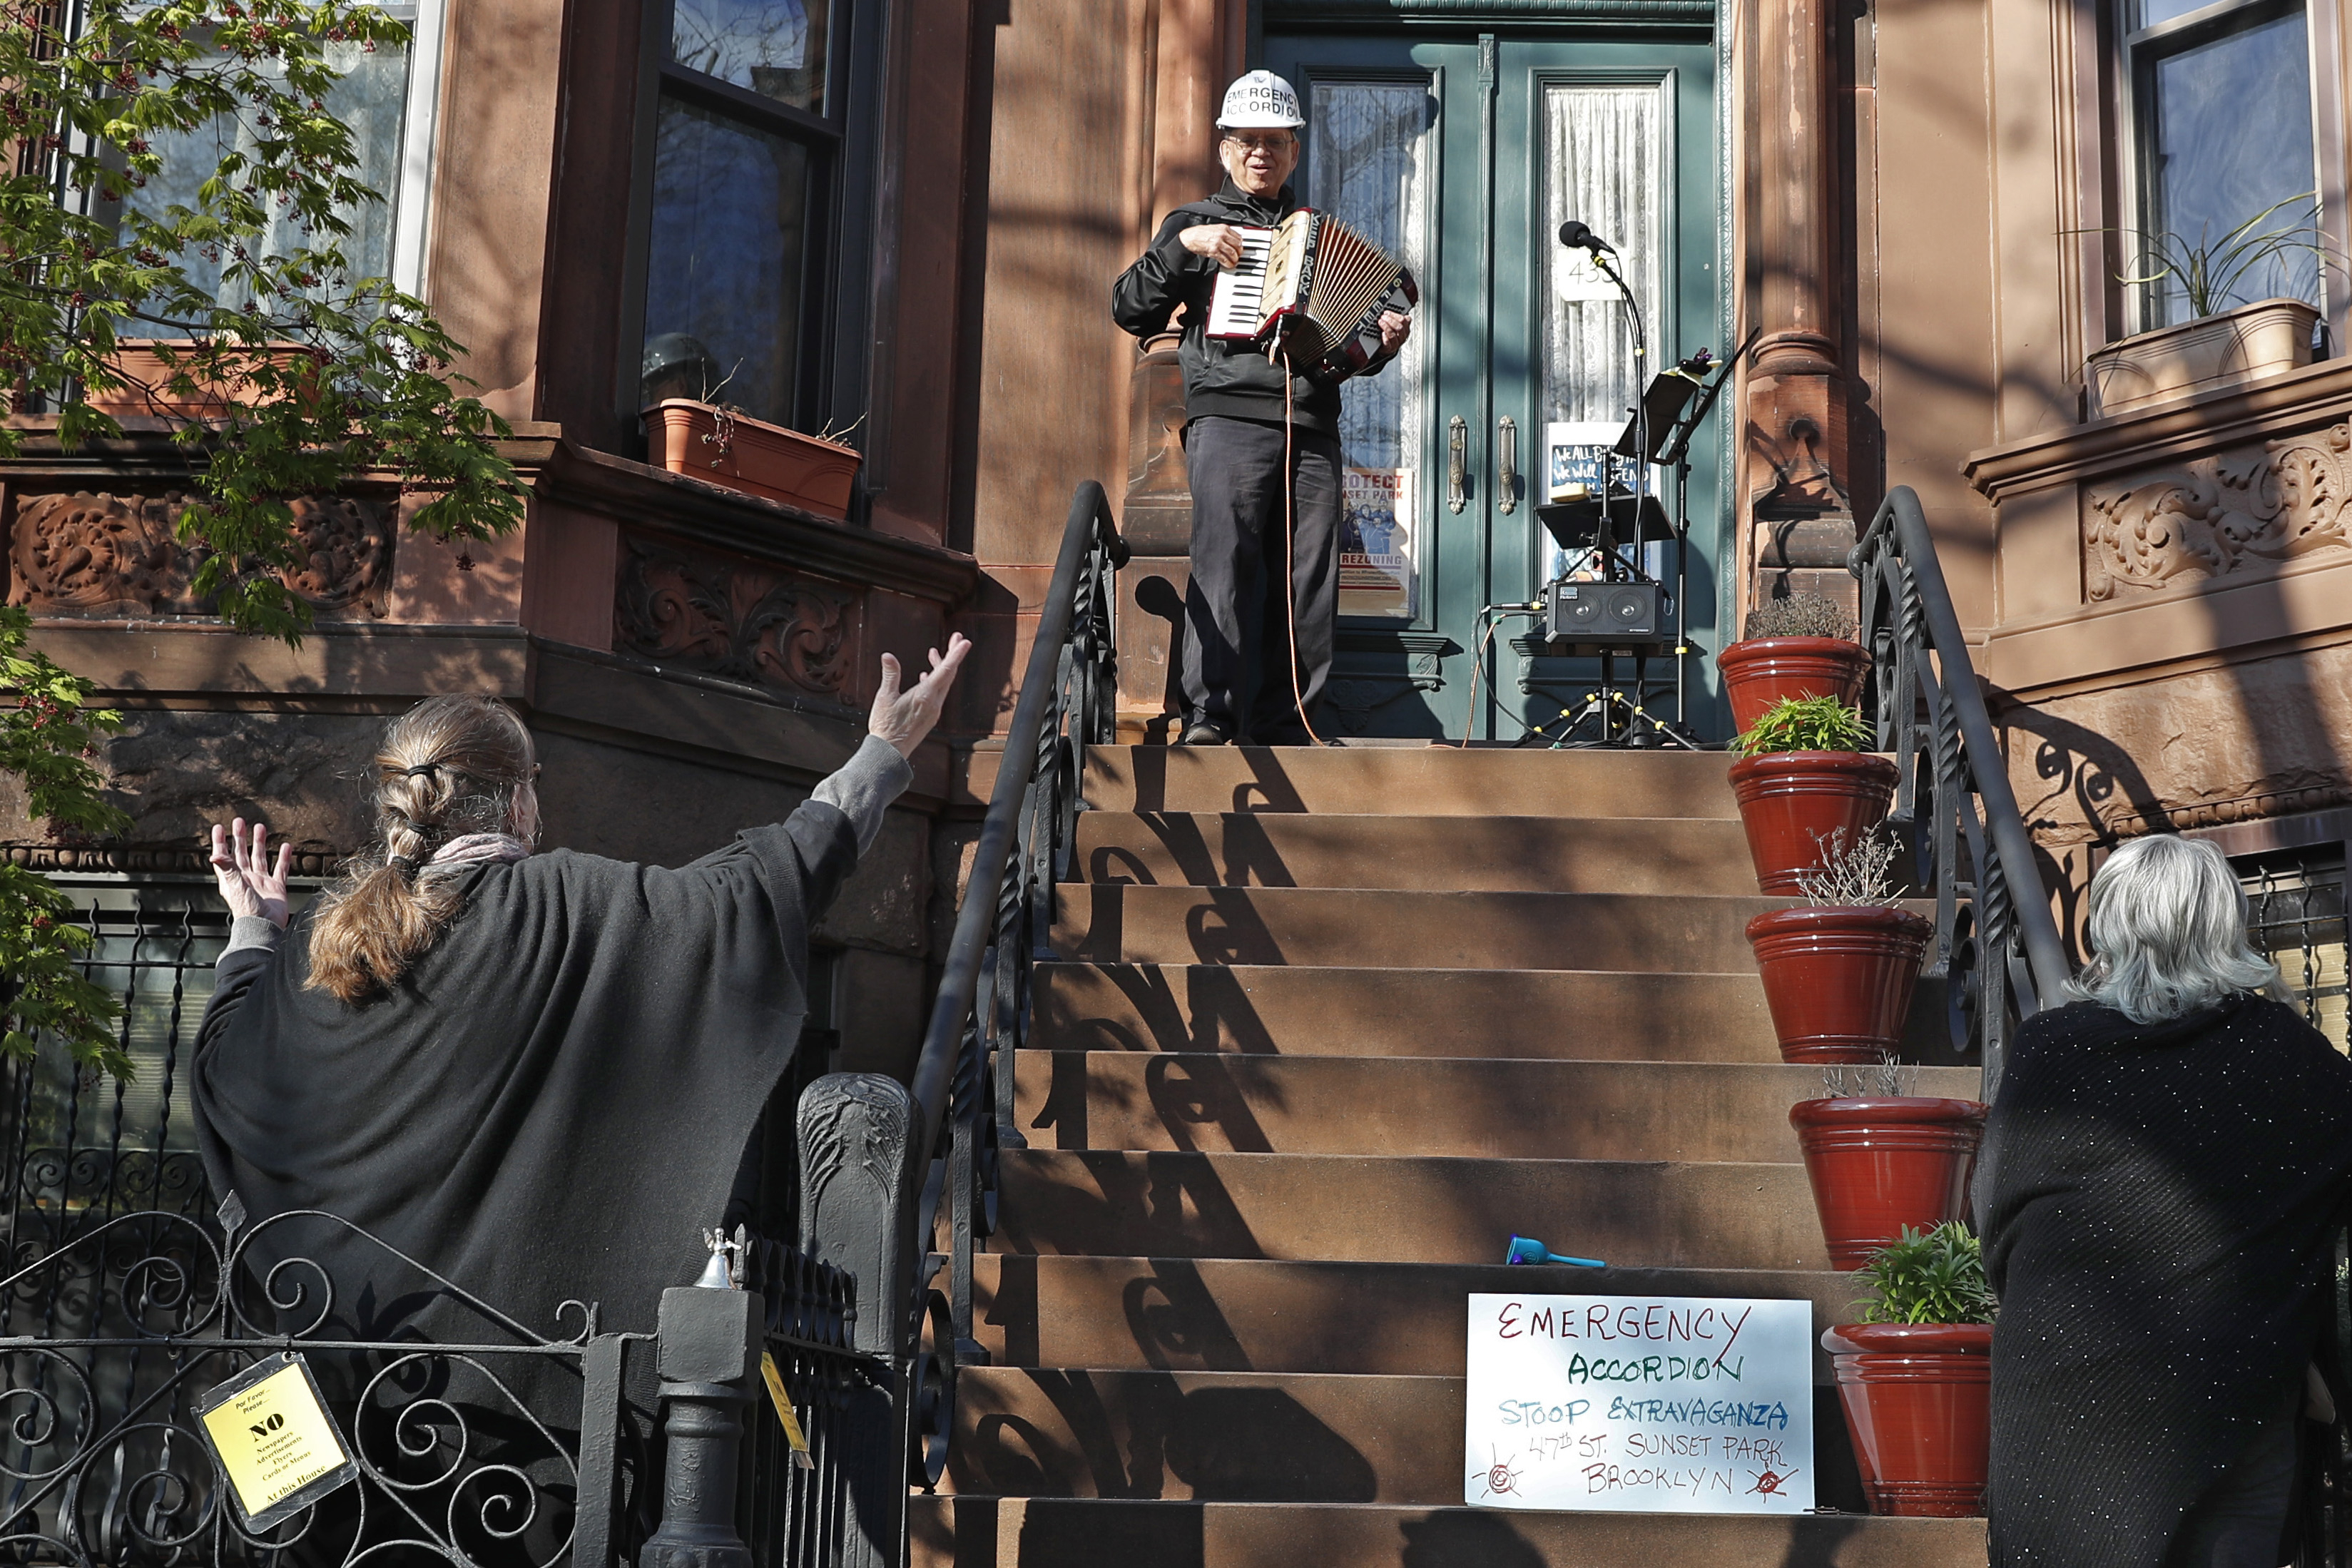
[1265,31,1724,740]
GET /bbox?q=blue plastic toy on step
[1505,1235,1607,1268]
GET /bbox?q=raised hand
[868,633,974,759]
[209,818,292,928]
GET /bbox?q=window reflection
[671,0,831,113]
[2133,3,2318,326]
[124,37,412,325]
[643,98,813,424]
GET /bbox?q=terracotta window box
[643,399,862,521]
[2084,297,2320,418]
[88,340,316,418]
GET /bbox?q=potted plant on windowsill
[2079,197,2334,418]
[1716,592,1870,737]
[1748,828,1930,1064]
[643,398,864,521]
[1821,1221,1995,1517]
[1729,695,1898,895]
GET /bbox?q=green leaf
[1736,694,1874,756]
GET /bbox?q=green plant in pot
[1821,1223,1995,1517]
[1717,591,1869,736]
[1729,696,1898,894]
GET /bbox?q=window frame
[2113,0,2350,342]
[616,0,882,453]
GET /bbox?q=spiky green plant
[1851,1222,1996,1326]
[1736,694,1873,757]
[2070,194,2339,327]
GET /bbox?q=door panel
[1268,31,1721,740]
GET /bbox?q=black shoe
[1178,721,1232,746]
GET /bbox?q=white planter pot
[2084,297,2321,417]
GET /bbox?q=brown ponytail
[307,696,537,1004]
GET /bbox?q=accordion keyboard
[1204,225,1277,340]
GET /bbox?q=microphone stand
[1589,245,1648,747]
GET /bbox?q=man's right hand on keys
[1181,224,1246,268]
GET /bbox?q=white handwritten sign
[1465,1294,1814,1513]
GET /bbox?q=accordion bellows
[1206,208,1417,380]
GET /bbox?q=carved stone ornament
[2084,419,2352,599]
[615,536,855,698]
[7,489,394,618]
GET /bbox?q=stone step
[970,1255,1880,1379]
[1013,1054,1980,1161]
[1033,964,1783,1062]
[1084,745,1738,818]
[1072,813,1761,893]
[936,1367,1860,1511]
[1052,887,1779,972]
[996,1151,1828,1270]
[912,1497,1987,1568]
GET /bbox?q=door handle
[1448,415,1467,513]
[1497,416,1518,515]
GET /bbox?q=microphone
[1557,220,1617,255]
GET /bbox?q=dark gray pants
[2162,1384,2302,1568]
[1181,415,1341,741]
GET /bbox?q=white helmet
[1218,70,1304,129]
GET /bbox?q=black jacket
[1975,994,2352,1567]
[1111,178,1406,437]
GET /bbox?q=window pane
[123,37,412,325]
[1539,82,1664,584]
[1309,79,1432,621]
[2140,7,2318,325]
[643,96,813,424]
[2134,0,2229,34]
[671,0,832,113]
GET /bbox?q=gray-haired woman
[191,636,968,1354]
[1978,834,2352,1568]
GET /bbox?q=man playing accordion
[1111,71,1414,746]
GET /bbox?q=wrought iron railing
[1850,484,2072,1097]
[790,479,1122,1565]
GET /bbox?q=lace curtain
[1310,79,1433,618]
[1540,83,1664,581]
[1542,82,1663,429]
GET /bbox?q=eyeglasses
[1221,134,1294,155]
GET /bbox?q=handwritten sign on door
[1465,1294,1815,1513]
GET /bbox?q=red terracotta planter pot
[1717,636,1871,735]
[644,399,863,519]
[1746,905,1931,1063]
[1821,1322,1993,1517]
[1727,750,1899,894]
[1789,1096,1987,1270]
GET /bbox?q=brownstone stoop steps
[910,745,1990,1568]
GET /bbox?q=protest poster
[1340,467,1415,618]
[1465,1293,1814,1514]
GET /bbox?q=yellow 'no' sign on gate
[195,1352,361,1532]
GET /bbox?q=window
[634,0,847,429]
[113,0,447,312]
[0,886,231,1271]
[2122,0,2323,329]
[2237,848,2349,1052]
